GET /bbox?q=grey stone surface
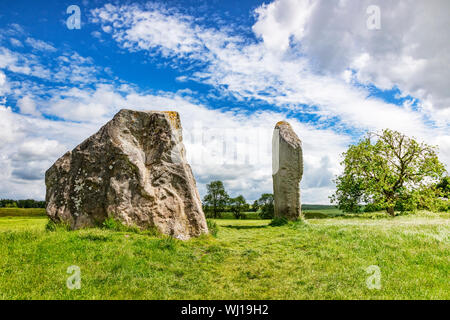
[272,121,303,220]
[45,109,208,239]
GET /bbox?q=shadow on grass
[221,225,269,230]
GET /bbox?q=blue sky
[0,0,449,203]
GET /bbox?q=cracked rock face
[272,121,303,220]
[45,109,208,240]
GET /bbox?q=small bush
[102,217,120,230]
[45,220,57,232]
[269,217,288,226]
[207,219,219,237]
[437,199,449,212]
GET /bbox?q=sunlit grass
[0,209,448,299]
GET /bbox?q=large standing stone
[45,109,208,240]
[272,121,303,220]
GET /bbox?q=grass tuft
[269,217,289,226]
[45,219,71,232]
[156,236,177,250]
[102,217,141,234]
[206,219,219,237]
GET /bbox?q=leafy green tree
[257,193,274,219]
[230,195,248,219]
[202,181,230,218]
[331,129,446,215]
[436,176,450,198]
[5,202,18,208]
[251,200,259,212]
[0,199,45,208]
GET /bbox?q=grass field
[0,209,448,299]
[217,207,343,219]
[0,208,46,217]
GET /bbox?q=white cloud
[0,80,350,202]
[91,31,102,39]
[25,37,57,52]
[0,106,23,148]
[91,3,244,64]
[0,45,103,86]
[17,95,40,116]
[0,47,52,79]
[0,70,9,96]
[0,106,101,199]
[254,0,450,115]
[252,0,316,51]
[1,2,448,204]
[9,38,23,47]
[52,53,102,84]
[91,2,449,129]
[90,1,449,168]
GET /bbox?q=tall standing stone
[45,109,208,240]
[272,121,303,220]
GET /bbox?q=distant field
[0,208,46,217]
[0,207,342,220]
[0,210,448,299]
[216,205,342,220]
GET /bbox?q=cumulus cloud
[17,96,40,116]
[1,1,448,204]
[91,2,449,129]
[253,0,450,115]
[0,47,51,79]
[100,2,449,154]
[0,106,23,148]
[252,0,316,51]
[0,70,9,96]
[0,79,349,202]
[0,106,101,199]
[0,45,103,86]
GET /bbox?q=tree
[202,181,230,218]
[0,199,45,208]
[436,176,450,198]
[5,202,18,208]
[257,193,274,219]
[230,195,248,219]
[251,200,259,212]
[331,129,446,215]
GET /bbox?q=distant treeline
[0,199,45,208]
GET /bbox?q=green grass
[0,209,448,299]
[216,207,343,220]
[0,207,46,217]
[303,208,344,219]
[216,211,262,219]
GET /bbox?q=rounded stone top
[275,121,290,127]
[274,120,302,148]
[115,109,181,130]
